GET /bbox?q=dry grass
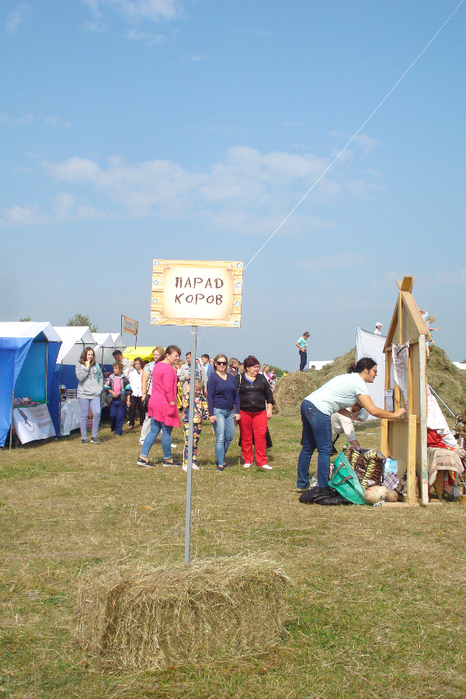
[1,369,466,698]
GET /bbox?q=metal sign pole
[184,325,198,564]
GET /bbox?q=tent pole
[9,390,14,451]
[45,341,49,404]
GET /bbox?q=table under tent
[0,322,62,448]
[53,326,96,436]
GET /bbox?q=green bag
[330,451,367,506]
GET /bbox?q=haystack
[76,556,291,670]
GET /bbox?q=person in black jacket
[237,355,274,470]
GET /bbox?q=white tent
[111,333,126,352]
[92,333,115,366]
[55,327,96,365]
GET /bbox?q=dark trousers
[110,398,126,435]
[128,395,146,427]
[299,350,307,372]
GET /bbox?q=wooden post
[407,414,417,504]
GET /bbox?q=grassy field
[1,410,466,699]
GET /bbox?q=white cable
[244,0,465,271]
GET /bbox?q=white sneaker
[243,463,252,469]
[192,464,200,471]
[182,465,187,472]
[171,443,177,448]
[260,464,273,470]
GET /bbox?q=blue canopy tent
[0,323,62,447]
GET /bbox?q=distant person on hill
[374,322,383,335]
[420,311,438,357]
[296,357,406,493]
[296,332,310,372]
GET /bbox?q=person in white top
[127,357,145,429]
[374,322,383,335]
[331,403,364,449]
[297,357,406,492]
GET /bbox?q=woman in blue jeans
[206,354,241,472]
[297,357,406,492]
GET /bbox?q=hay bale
[76,556,291,670]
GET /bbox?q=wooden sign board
[150,260,243,327]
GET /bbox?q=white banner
[13,404,56,443]
[356,328,386,419]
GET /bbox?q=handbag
[329,451,368,506]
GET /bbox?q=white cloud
[127,27,166,43]
[43,116,72,129]
[43,157,102,184]
[416,268,466,287]
[4,3,31,35]
[82,0,180,23]
[52,193,109,221]
[12,114,34,127]
[0,205,48,227]
[299,253,365,272]
[353,134,380,151]
[42,147,333,223]
[0,144,373,232]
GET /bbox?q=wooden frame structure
[381,277,432,505]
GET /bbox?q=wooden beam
[400,276,414,292]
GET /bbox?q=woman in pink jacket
[137,345,181,468]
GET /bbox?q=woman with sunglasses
[207,354,240,472]
[297,357,406,492]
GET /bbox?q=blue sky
[2,0,465,369]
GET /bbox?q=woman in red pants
[237,355,274,470]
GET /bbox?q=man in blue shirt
[296,332,310,372]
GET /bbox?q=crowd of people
[75,346,405,491]
[75,347,278,473]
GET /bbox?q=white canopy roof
[111,333,126,351]
[92,333,115,365]
[54,327,96,364]
[0,322,61,342]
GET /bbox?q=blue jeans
[213,408,235,466]
[141,418,173,460]
[297,400,333,488]
[299,350,307,372]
